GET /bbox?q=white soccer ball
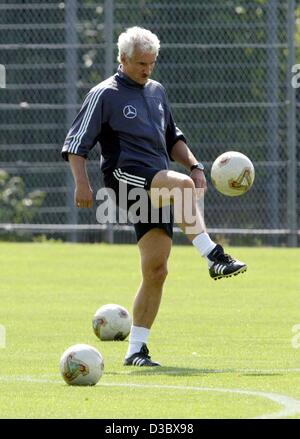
[92,304,132,341]
[59,344,104,386]
[211,151,255,197]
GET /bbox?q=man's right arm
[62,86,106,208]
[69,154,93,208]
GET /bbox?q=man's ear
[120,53,127,64]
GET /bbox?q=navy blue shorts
[104,166,174,242]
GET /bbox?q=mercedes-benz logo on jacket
[123,105,137,119]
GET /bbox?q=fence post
[287,0,298,247]
[65,0,78,242]
[103,0,115,244]
[266,0,279,245]
[105,0,114,80]
[0,65,6,89]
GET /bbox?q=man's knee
[150,174,195,208]
[142,261,168,285]
[179,175,195,191]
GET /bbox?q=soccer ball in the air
[60,344,104,386]
[92,304,132,341]
[211,151,255,196]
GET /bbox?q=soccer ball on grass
[211,151,255,197]
[60,343,104,386]
[92,304,132,341]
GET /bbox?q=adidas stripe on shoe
[208,244,247,280]
[123,344,161,367]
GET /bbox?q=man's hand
[190,169,207,191]
[74,183,93,208]
[68,154,93,208]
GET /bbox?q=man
[62,27,247,367]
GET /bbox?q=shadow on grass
[106,367,284,377]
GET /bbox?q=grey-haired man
[62,26,246,367]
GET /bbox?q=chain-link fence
[0,0,299,245]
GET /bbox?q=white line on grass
[1,375,300,419]
[116,367,300,375]
[100,383,300,419]
[20,367,300,376]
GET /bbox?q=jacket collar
[116,65,145,89]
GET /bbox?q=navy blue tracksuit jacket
[62,67,186,176]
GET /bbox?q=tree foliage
[0,170,45,223]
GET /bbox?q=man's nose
[144,65,151,75]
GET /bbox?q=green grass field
[0,242,300,419]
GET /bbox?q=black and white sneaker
[208,244,247,280]
[124,344,161,367]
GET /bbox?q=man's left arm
[163,92,207,190]
[170,139,207,190]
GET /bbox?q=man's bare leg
[124,228,171,364]
[149,170,247,280]
[150,170,210,242]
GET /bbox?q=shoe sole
[123,362,161,367]
[212,265,247,281]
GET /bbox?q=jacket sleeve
[165,111,187,161]
[61,87,104,161]
[163,87,187,160]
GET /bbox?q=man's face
[121,49,156,85]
